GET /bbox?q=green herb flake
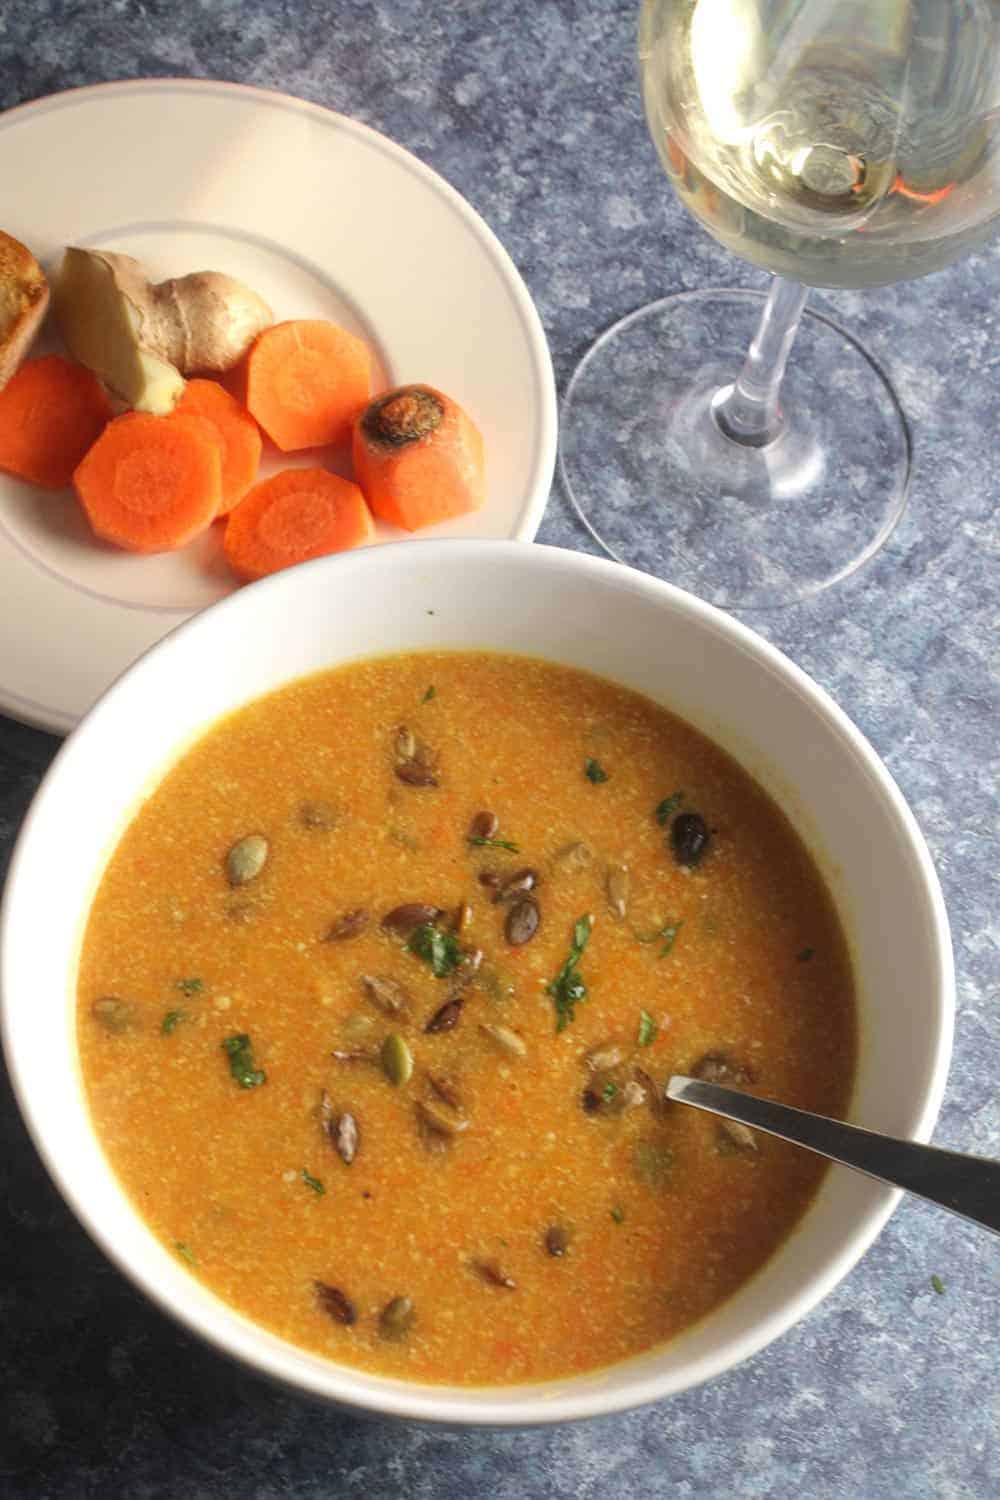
[654,791,685,826]
[422,685,436,703]
[610,1206,625,1224]
[175,977,204,996]
[222,1033,266,1089]
[161,1009,186,1036]
[584,757,609,784]
[797,947,815,963]
[302,1169,326,1196]
[931,1274,945,1296]
[602,1080,619,1103]
[408,922,462,978]
[637,1010,658,1048]
[658,921,682,958]
[468,836,520,852]
[546,914,592,1033]
[174,1241,197,1265]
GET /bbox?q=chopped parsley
[610,1206,625,1224]
[584,757,609,784]
[422,685,436,703]
[468,835,520,852]
[654,791,685,825]
[637,1009,658,1048]
[174,1241,197,1265]
[546,915,592,1033]
[658,921,682,957]
[408,922,462,978]
[301,1169,326,1196]
[602,1080,619,1103]
[161,1009,186,1035]
[222,1033,266,1089]
[931,1274,945,1296]
[175,977,204,996]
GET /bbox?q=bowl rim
[0,539,955,1425]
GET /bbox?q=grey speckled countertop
[1,3,998,1496]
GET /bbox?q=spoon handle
[667,1076,1000,1237]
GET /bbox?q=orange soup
[76,652,856,1384]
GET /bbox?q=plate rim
[0,77,559,736]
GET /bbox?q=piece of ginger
[54,248,273,415]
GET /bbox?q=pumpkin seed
[314,1281,356,1325]
[671,811,710,867]
[545,1224,571,1257]
[361,974,410,1017]
[340,1012,376,1045]
[379,1295,415,1341]
[505,897,540,946]
[479,1022,527,1057]
[395,760,438,787]
[91,996,136,1034]
[325,908,369,942]
[605,863,630,920]
[335,1111,360,1164]
[426,1072,463,1110]
[425,996,464,1033]
[620,1079,647,1112]
[585,1041,626,1072]
[468,810,499,841]
[381,1032,413,1086]
[299,800,338,831]
[395,726,417,762]
[692,1052,755,1087]
[225,833,269,887]
[381,903,444,939]
[497,867,539,903]
[451,901,473,935]
[633,1064,667,1119]
[415,1098,469,1137]
[470,1258,516,1290]
[477,870,501,896]
[717,1118,759,1154]
[552,840,592,871]
[329,1048,379,1066]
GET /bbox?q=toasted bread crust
[0,231,50,390]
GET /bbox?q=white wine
[641,0,1000,288]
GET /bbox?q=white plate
[0,80,557,734]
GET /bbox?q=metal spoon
[667,1076,1000,1237]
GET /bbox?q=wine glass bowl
[559,0,1000,608]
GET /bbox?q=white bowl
[0,541,953,1425]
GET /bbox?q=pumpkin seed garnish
[470,1258,516,1290]
[505,897,540,946]
[478,1022,527,1057]
[299,800,338,831]
[545,1224,571,1257]
[585,1041,625,1072]
[379,1295,416,1340]
[717,1118,759,1155]
[425,995,465,1033]
[324,908,369,942]
[381,903,445,939]
[314,1281,356,1325]
[468,810,499,841]
[361,973,411,1018]
[91,996,136,1034]
[225,833,269,887]
[381,1032,414,1086]
[415,1098,469,1137]
[605,863,630,920]
[552,840,592,871]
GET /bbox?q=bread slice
[0,231,50,390]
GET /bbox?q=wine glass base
[559,288,912,609]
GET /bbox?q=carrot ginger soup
[76,652,856,1385]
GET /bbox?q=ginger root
[0,230,50,391]
[53,248,273,415]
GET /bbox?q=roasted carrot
[244,320,371,451]
[175,378,262,515]
[0,354,112,489]
[351,384,486,531]
[223,467,375,582]
[73,410,222,553]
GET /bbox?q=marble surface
[1,2,998,1495]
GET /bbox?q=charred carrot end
[223,467,375,582]
[0,354,112,490]
[244,319,372,452]
[351,384,486,532]
[174,379,262,516]
[73,410,222,553]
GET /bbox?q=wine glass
[559,0,1000,608]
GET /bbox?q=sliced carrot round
[245,320,371,451]
[73,411,222,553]
[223,467,375,582]
[175,378,262,515]
[0,354,112,490]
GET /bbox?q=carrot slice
[223,467,375,582]
[351,384,486,531]
[175,378,262,515]
[73,410,222,553]
[244,320,371,451]
[0,354,112,489]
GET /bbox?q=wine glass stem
[711,276,809,449]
